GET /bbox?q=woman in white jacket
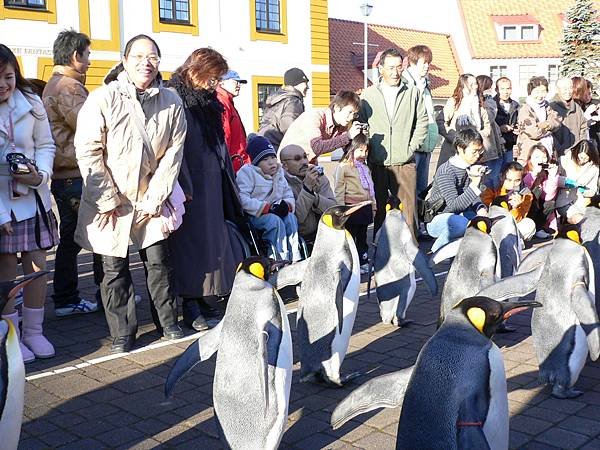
[0,45,57,363]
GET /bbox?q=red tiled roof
[329,18,462,99]
[458,0,600,59]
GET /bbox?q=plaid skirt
[0,210,59,254]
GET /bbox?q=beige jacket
[334,161,376,211]
[42,65,88,179]
[74,71,187,257]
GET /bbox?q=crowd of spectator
[1,30,598,358]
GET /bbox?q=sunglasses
[281,153,308,162]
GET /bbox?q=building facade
[0,0,330,131]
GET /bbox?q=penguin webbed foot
[551,384,583,399]
[300,371,362,388]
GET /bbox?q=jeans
[414,151,432,196]
[483,158,503,190]
[51,178,101,307]
[427,213,470,252]
[249,213,301,261]
[346,223,368,264]
[100,239,178,338]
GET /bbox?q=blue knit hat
[247,135,277,165]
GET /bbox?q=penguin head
[556,222,582,245]
[468,216,493,235]
[322,201,372,230]
[455,296,541,338]
[0,271,49,313]
[586,194,600,209]
[237,256,289,280]
[492,195,511,211]
[385,196,403,212]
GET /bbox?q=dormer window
[492,15,540,42]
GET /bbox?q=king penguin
[296,202,370,386]
[438,216,499,325]
[488,204,523,279]
[530,223,600,398]
[331,296,541,450]
[0,271,49,450]
[164,256,293,450]
[372,197,437,326]
[582,195,600,314]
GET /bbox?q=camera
[540,163,549,169]
[6,153,37,175]
[468,165,491,177]
[354,122,369,133]
[314,165,325,176]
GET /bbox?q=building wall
[0,0,329,132]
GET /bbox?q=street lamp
[360,2,373,91]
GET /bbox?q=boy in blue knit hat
[236,135,301,261]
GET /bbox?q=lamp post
[360,2,373,91]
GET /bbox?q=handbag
[214,146,246,227]
[126,96,185,232]
[417,182,446,224]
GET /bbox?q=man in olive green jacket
[359,48,428,237]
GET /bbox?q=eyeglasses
[281,153,308,162]
[467,147,485,156]
[129,54,160,65]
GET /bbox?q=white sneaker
[360,264,371,275]
[55,298,100,317]
[535,230,551,239]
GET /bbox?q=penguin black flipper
[476,264,544,301]
[571,283,600,360]
[413,250,438,296]
[268,259,310,289]
[335,265,352,334]
[164,320,223,397]
[331,367,413,429]
[259,319,284,410]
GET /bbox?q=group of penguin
[160,194,599,449]
[0,196,598,449]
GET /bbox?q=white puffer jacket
[236,163,295,217]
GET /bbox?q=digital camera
[355,122,369,132]
[6,153,37,175]
[314,165,325,176]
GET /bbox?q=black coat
[168,82,243,297]
[494,95,520,150]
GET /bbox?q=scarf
[355,160,375,199]
[168,74,225,149]
[456,94,482,130]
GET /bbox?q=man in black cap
[258,67,309,150]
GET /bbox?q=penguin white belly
[584,249,596,301]
[322,234,361,380]
[265,298,293,450]
[568,323,588,388]
[483,344,509,450]
[0,321,25,450]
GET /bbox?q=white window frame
[498,24,539,41]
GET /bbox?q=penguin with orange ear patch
[331,296,541,449]
[582,194,600,314]
[530,222,600,398]
[438,216,500,325]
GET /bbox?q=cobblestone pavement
[17,235,600,450]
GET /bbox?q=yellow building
[0,0,330,131]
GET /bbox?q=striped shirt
[429,156,483,214]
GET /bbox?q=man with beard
[280,145,336,242]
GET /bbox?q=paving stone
[522,405,569,424]
[537,397,586,414]
[282,416,331,444]
[16,437,49,450]
[22,418,58,436]
[57,437,106,450]
[581,438,600,450]
[510,414,553,435]
[577,405,600,420]
[508,430,531,449]
[96,426,145,447]
[38,429,79,447]
[534,427,590,450]
[352,430,397,449]
[558,416,600,437]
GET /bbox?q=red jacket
[216,86,248,172]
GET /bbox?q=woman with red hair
[167,48,243,330]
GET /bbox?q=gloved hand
[270,201,289,218]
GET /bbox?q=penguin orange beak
[342,201,372,217]
[501,300,542,320]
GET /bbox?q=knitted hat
[247,135,277,165]
[284,68,309,87]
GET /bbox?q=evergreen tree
[559,0,600,90]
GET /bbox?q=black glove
[270,201,289,218]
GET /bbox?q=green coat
[359,80,428,166]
